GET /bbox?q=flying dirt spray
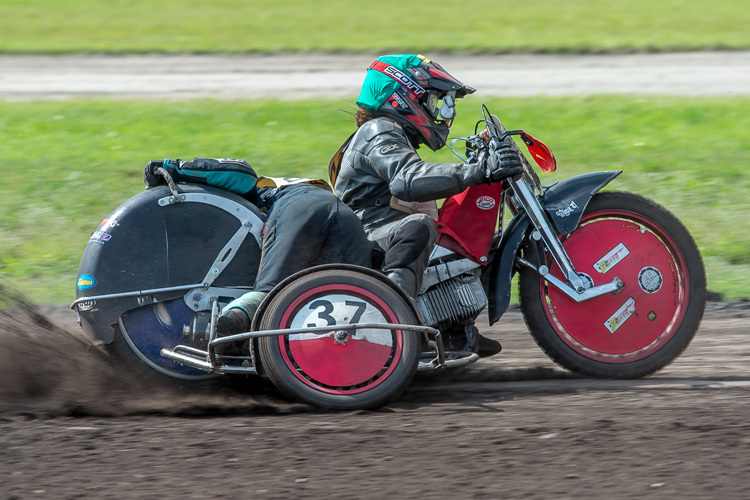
[0,281,302,417]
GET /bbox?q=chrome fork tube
[509,177,586,292]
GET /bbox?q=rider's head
[356,54,475,151]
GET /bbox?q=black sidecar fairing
[75,184,265,344]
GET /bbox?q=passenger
[217,180,373,335]
[143,159,372,347]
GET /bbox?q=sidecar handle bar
[160,322,479,375]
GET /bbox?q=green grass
[1,0,749,53]
[1,95,748,303]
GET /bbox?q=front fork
[508,178,624,302]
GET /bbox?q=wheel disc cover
[278,284,402,394]
[544,213,689,362]
[120,299,215,379]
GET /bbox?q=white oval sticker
[476,196,496,210]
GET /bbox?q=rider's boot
[472,326,503,358]
[214,291,268,358]
[385,268,419,299]
[444,324,502,358]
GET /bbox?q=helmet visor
[425,92,456,127]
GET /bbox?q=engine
[416,269,487,332]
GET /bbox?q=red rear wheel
[520,192,706,378]
[258,266,420,409]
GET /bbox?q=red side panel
[436,183,503,265]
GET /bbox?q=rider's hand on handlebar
[484,146,524,183]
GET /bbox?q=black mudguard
[75,184,265,344]
[541,170,622,235]
[487,170,621,325]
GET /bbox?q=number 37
[307,299,367,327]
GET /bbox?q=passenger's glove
[484,146,524,183]
[144,159,181,187]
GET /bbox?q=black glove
[485,146,524,183]
[144,159,180,187]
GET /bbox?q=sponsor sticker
[593,243,630,274]
[390,91,408,108]
[604,297,636,334]
[476,196,496,210]
[89,230,112,245]
[77,300,96,311]
[77,275,97,290]
[638,266,663,294]
[555,200,579,218]
[647,311,657,321]
[99,217,120,229]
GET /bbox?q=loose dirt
[1,284,749,499]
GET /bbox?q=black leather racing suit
[253,183,372,292]
[334,117,487,297]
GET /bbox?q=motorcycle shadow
[391,365,750,411]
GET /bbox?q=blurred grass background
[0,0,748,303]
[1,0,749,53]
[1,96,748,302]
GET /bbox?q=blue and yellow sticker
[77,274,97,290]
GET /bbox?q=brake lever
[448,136,485,164]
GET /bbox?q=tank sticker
[89,230,112,245]
[476,196,496,210]
[604,297,636,334]
[638,266,663,294]
[593,243,630,274]
[555,200,579,218]
[77,275,97,290]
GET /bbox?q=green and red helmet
[357,54,475,151]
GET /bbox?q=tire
[257,266,421,410]
[519,191,706,378]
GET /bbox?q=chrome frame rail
[70,283,206,310]
[160,322,454,375]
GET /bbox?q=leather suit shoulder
[359,117,405,142]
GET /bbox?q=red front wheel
[519,192,706,378]
[257,266,421,410]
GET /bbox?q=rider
[331,54,524,357]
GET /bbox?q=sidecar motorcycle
[72,106,706,410]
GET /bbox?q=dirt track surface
[2,51,750,101]
[2,53,750,499]
[1,296,749,499]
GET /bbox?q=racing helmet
[357,54,475,151]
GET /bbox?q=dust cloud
[0,282,305,418]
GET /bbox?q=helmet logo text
[380,65,426,96]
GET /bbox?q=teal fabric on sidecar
[173,157,259,196]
